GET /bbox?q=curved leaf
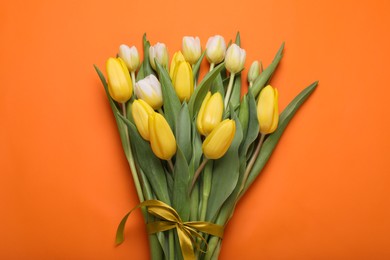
[244,81,318,192]
[206,109,243,221]
[155,61,181,132]
[250,42,284,98]
[188,62,225,118]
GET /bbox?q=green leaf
[142,33,155,77]
[188,62,225,118]
[135,61,145,81]
[118,114,170,204]
[244,81,318,192]
[94,65,131,159]
[155,61,181,132]
[235,31,241,46]
[191,121,203,175]
[176,103,192,163]
[172,147,191,221]
[238,94,249,142]
[230,73,241,111]
[250,42,284,98]
[206,109,243,221]
[239,91,259,162]
[192,51,206,82]
[210,73,225,97]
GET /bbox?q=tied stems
[121,103,145,203]
[224,72,235,109]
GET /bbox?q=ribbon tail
[177,225,196,260]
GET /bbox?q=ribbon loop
[116,199,225,260]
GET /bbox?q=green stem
[167,159,174,173]
[205,236,219,260]
[121,103,144,202]
[189,158,209,195]
[169,230,175,260]
[238,133,265,199]
[200,160,213,221]
[209,62,215,72]
[131,71,136,87]
[224,73,235,109]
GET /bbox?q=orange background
[1,0,390,259]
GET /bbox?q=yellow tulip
[132,99,155,141]
[172,61,194,102]
[106,57,133,103]
[202,119,236,160]
[197,92,224,136]
[149,112,177,160]
[257,85,279,134]
[169,51,186,79]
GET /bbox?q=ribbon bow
[116,200,224,260]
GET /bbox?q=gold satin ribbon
[116,200,224,260]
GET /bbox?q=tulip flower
[225,44,246,74]
[149,112,177,160]
[106,57,133,103]
[205,35,226,65]
[118,44,140,72]
[197,92,224,136]
[202,119,236,160]
[149,42,169,70]
[132,99,155,141]
[257,85,279,134]
[170,51,186,79]
[182,36,201,65]
[172,60,194,102]
[135,74,163,110]
[248,61,260,85]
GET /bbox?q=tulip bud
[202,119,236,160]
[248,61,260,84]
[205,35,226,64]
[149,42,169,70]
[197,92,224,136]
[106,57,133,103]
[132,99,155,141]
[149,112,177,160]
[172,61,194,102]
[225,44,246,74]
[257,85,279,134]
[118,44,140,72]
[182,36,201,65]
[169,51,186,79]
[135,74,163,109]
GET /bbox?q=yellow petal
[106,57,133,103]
[173,61,194,102]
[132,99,154,140]
[149,113,177,160]
[257,85,278,134]
[201,92,224,135]
[202,119,235,159]
[196,92,211,136]
[170,51,185,79]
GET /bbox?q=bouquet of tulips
[94,33,317,260]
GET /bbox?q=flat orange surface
[1,0,390,259]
